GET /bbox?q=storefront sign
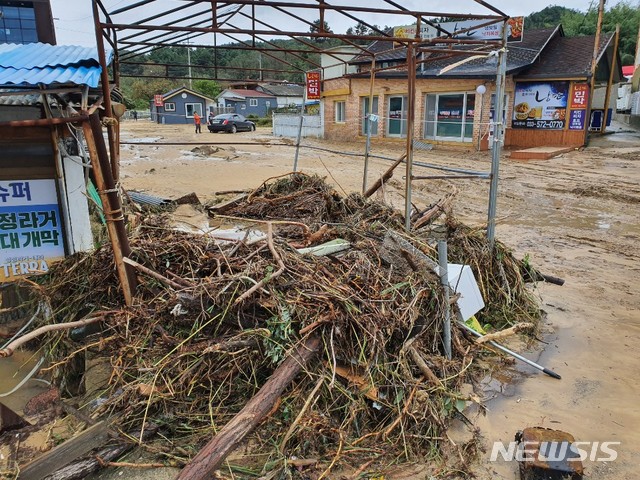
[512,81,569,129]
[393,17,524,43]
[306,72,321,100]
[570,83,589,109]
[568,109,586,130]
[154,94,164,107]
[0,179,65,282]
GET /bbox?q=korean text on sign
[306,72,321,100]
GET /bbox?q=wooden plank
[19,421,109,480]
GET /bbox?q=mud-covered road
[119,120,640,479]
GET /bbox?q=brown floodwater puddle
[0,349,49,415]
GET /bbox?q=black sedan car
[207,113,256,133]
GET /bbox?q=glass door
[387,96,407,137]
[362,96,379,136]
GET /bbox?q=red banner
[570,83,589,110]
[306,72,321,100]
[154,94,164,107]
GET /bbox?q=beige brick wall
[322,75,516,148]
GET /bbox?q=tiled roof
[162,86,216,102]
[518,33,613,79]
[258,84,304,96]
[0,43,110,88]
[222,89,276,98]
[350,27,560,79]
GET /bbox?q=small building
[217,89,277,117]
[0,42,103,284]
[321,45,360,80]
[150,86,216,124]
[322,25,621,149]
[255,83,304,108]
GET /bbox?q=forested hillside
[120,2,639,109]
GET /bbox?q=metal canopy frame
[93,0,509,236]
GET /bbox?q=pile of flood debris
[3,174,541,478]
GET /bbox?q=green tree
[192,80,222,99]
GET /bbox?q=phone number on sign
[513,119,565,130]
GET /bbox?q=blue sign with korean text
[568,110,586,130]
[0,179,65,282]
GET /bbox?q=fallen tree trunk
[44,424,159,480]
[364,154,406,198]
[178,335,321,480]
[412,186,459,229]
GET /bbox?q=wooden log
[412,186,459,229]
[43,424,159,480]
[82,114,136,305]
[475,322,535,344]
[123,257,185,291]
[364,154,406,198]
[20,421,109,480]
[177,335,321,480]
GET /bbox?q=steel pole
[293,86,307,172]
[486,22,507,248]
[362,57,376,193]
[404,43,416,230]
[438,240,452,360]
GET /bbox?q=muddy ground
[104,120,640,478]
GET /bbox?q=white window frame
[185,102,203,118]
[164,102,175,111]
[423,91,476,142]
[249,98,258,107]
[335,101,346,123]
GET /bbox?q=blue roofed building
[0,42,111,286]
[150,86,216,124]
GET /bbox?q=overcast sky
[51,0,629,47]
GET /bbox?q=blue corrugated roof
[0,43,113,88]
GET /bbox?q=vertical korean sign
[154,94,164,107]
[306,72,321,100]
[568,83,589,130]
[0,179,65,282]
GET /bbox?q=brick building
[322,25,621,149]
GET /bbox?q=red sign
[306,72,321,100]
[570,83,589,110]
[154,94,164,107]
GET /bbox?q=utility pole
[587,0,606,134]
[187,37,192,89]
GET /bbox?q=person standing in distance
[194,112,202,133]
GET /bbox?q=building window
[361,96,379,136]
[164,102,176,111]
[0,4,38,44]
[185,103,203,118]
[335,101,346,123]
[249,98,258,107]
[424,92,475,142]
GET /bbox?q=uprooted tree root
[22,174,540,477]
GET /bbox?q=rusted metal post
[93,0,120,183]
[585,0,606,141]
[404,42,416,230]
[601,25,620,134]
[82,113,136,306]
[362,57,376,194]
